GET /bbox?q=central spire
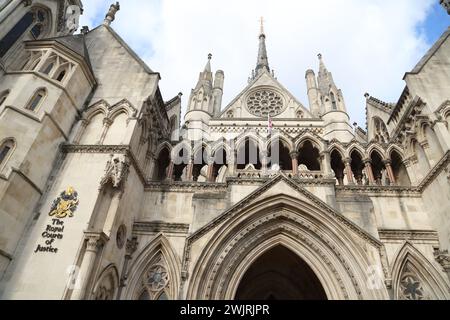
[255,17,270,76]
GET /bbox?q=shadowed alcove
[235,246,327,300]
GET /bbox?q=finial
[441,0,450,15]
[208,53,212,60]
[80,26,89,35]
[364,93,370,99]
[260,17,265,35]
[318,53,323,60]
[104,2,120,26]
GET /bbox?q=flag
[268,113,273,134]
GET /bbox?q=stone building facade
[0,1,449,300]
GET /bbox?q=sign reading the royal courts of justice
[34,187,79,254]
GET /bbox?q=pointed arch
[26,87,47,112]
[185,192,387,300]
[124,234,181,300]
[0,138,16,171]
[91,264,120,300]
[84,100,110,120]
[294,132,324,152]
[109,99,137,119]
[103,111,128,145]
[235,132,265,152]
[328,142,347,159]
[391,242,449,300]
[265,132,294,153]
[155,141,173,158]
[367,144,387,160]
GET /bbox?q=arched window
[268,140,292,171]
[0,90,10,107]
[42,62,55,75]
[0,8,49,58]
[55,69,66,82]
[390,150,411,186]
[330,92,337,110]
[173,147,190,182]
[350,150,365,185]
[373,117,390,143]
[330,150,345,185]
[192,145,209,182]
[370,150,387,186]
[26,89,46,111]
[237,138,262,170]
[211,148,228,182]
[0,139,15,168]
[155,147,171,181]
[297,140,321,171]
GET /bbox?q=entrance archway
[235,246,327,300]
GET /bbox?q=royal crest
[49,187,79,219]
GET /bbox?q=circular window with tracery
[246,89,285,117]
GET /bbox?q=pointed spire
[204,53,212,72]
[317,53,336,96]
[255,17,270,76]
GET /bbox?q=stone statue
[100,154,130,189]
[362,171,369,186]
[216,165,228,183]
[298,164,310,172]
[65,5,81,34]
[197,165,209,182]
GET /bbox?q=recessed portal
[235,246,327,300]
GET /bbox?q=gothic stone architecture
[0,1,449,300]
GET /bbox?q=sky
[79,0,449,128]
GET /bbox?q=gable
[187,174,382,248]
[219,70,312,120]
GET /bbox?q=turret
[184,54,218,139]
[305,69,320,117]
[212,70,224,117]
[317,53,347,115]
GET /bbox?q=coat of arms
[49,187,79,219]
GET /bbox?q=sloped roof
[407,26,450,75]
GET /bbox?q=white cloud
[79,0,436,127]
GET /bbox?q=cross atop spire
[260,17,265,35]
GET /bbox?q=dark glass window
[0,146,11,165]
[37,10,45,22]
[42,62,54,75]
[30,24,43,39]
[0,12,34,57]
[27,91,45,111]
[56,70,66,82]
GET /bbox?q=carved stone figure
[100,154,130,189]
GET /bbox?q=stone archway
[235,245,327,300]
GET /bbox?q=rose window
[147,265,169,291]
[400,275,424,300]
[247,89,285,117]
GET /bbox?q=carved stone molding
[378,229,439,242]
[133,222,190,234]
[434,249,450,271]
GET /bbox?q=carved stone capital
[125,236,138,257]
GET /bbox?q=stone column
[344,158,355,185]
[71,232,108,300]
[228,151,237,177]
[207,161,215,182]
[186,157,194,181]
[383,160,396,186]
[320,151,332,178]
[165,161,174,182]
[291,152,299,176]
[364,159,376,185]
[261,151,269,176]
[98,118,113,145]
